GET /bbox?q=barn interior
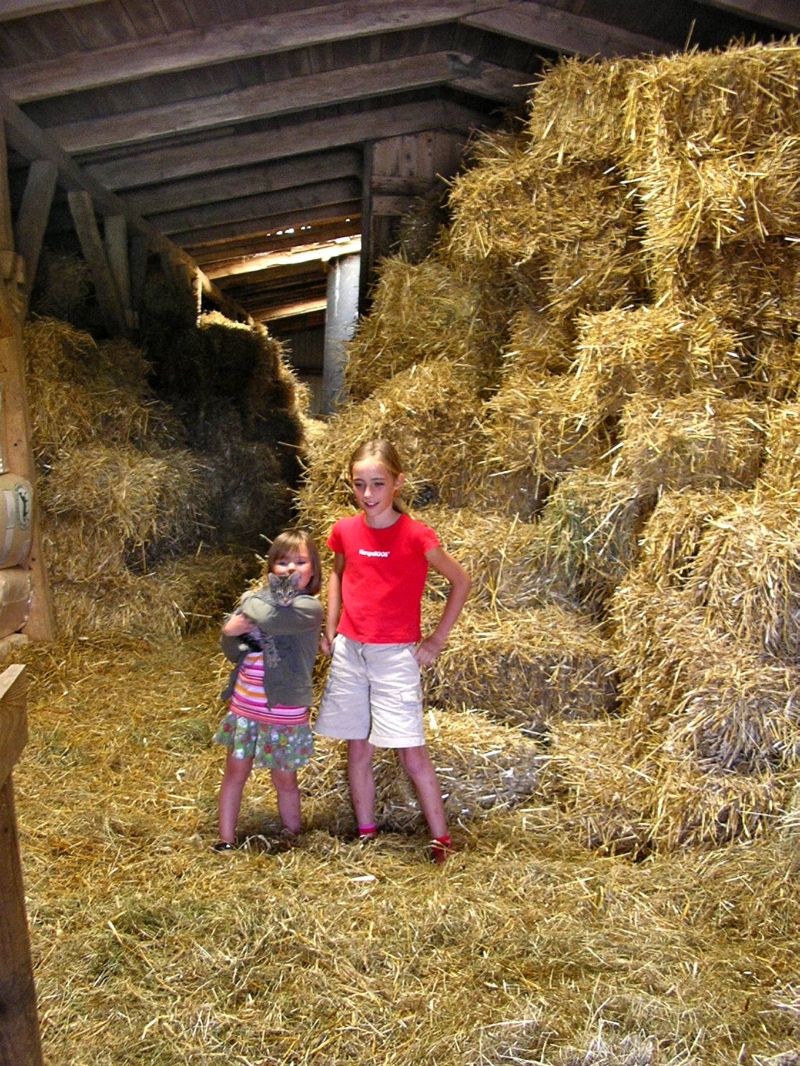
[2,3,800,1065]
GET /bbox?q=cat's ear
[268,572,279,589]
[289,572,300,587]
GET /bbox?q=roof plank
[86,99,488,189]
[464,0,672,57]
[51,52,531,154]
[696,0,798,30]
[0,0,509,101]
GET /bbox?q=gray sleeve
[239,592,322,636]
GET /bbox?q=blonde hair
[267,528,322,595]
[349,439,408,513]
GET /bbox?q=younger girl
[213,528,323,851]
[316,440,471,863]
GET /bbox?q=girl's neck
[362,506,403,530]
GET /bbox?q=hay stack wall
[299,37,800,852]
[26,256,307,639]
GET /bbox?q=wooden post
[0,123,55,642]
[13,160,57,319]
[0,663,43,1066]
[67,190,127,335]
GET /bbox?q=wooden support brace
[67,190,127,336]
[0,124,54,642]
[13,160,57,319]
[103,214,134,330]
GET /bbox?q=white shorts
[316,635,425,748]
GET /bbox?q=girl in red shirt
[316,439,471,862]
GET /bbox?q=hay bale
[571,306,745,421]
[623,41,800,262]
[296,361,488,540]
[30,251,94,327]
[24,318,169,459]
[651,238,800,369]
[614,389,765,495]
[343,255,502,402]
[665,650,800,774]
[759,402,800,493]
[53,550,253,641]
[484,370,611,486]
[38,442,209,560]
[419,505,582,613]
[374,708,546,832]
[647,754,782,850]
[525,54,641,166]
[547,717,652,858]
[537,469,648,613]
[685,490,800,661]
[503,306,574,376]
[635,488,746,589]
[426,603,617,730]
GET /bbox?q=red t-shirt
[328,512,440,644]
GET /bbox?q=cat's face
[268,571,301,605]
[271,548,314,592]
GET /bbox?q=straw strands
[571,306,745,421]
[426,603,617,728]
[525,55,639,166]
[296,361,487,540]
[344,256,503,402]
[685,491,800,661]
[14,628,800,1064]
[759,402,800,493]
[419,505,582,613]
[614,389,765,494]
[484,370,611,484]
[623,41,800,259]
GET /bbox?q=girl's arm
[238,592,322,636]
[222,610,256,637]
[416,546,471,667]
[320,552,345,656]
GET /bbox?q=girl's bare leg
[347,738,377,829]
[271,769,302,834]
[218,753,254,843]
[397,745,448,839]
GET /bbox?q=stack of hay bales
[300,37,800,852]
[26,317,256,638]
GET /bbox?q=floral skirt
[214,712,314,771]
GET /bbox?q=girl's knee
[271,769,300,796]
[398,745,432,777]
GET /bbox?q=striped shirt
[229,651,309,726]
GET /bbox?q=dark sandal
[211,840,237,852]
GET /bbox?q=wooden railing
[0,664,43,1066]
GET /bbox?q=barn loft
[3,3,800,1065]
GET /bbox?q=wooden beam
[176,200,363,249]
[0,125,54,642]
[464,1,672,57]
[0,87,251,322]
[67,191,127,335]
[0,0,101,18]
[50,53,531,154]
[0,662,44,1066]
[191,216,362,267]
[696,0,798,30]
[124,149,361,216]
[152,177,362,236]
[13,160,57,316]
[0,0,510,102]
[104,215,134,330]
[88,100,488,190]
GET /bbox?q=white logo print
[358,549,390,558]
